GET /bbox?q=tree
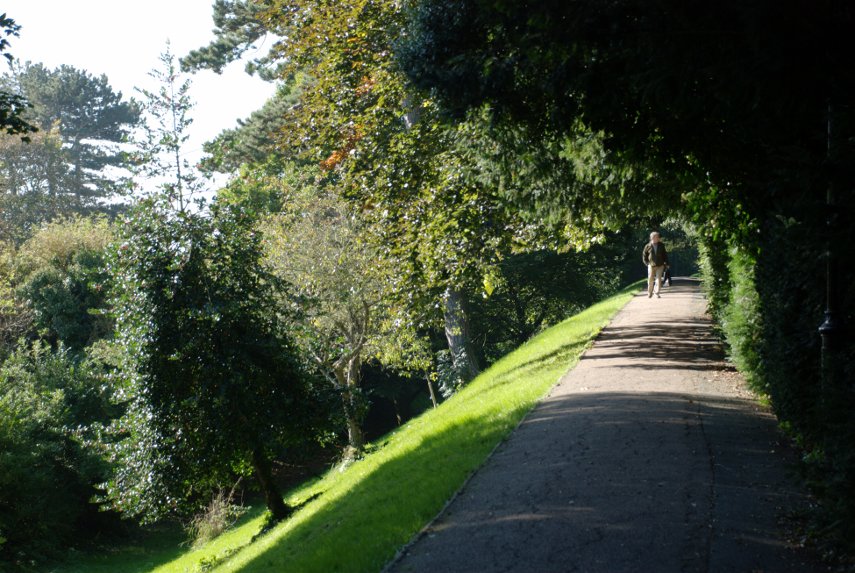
[397,0,855,225]
[262,190,389,458]
[398,0,855,553]
[14,216,114,351]
[181,0,281,78]
[188,0,604,391]
[211,0,549,383]
[0,13,35,138]
[0,125,76,243]
[0,242,31,357]
[131,45,203,212]
[199,76,306,175]
[104,199,326,522]
[9,62,139,203]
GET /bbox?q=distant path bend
[387,278,817,573]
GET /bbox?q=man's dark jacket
[642,242,669,266]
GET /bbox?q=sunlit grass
[55,282,640,573]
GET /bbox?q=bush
[720,246,765,392]
[0,342,119,565]
[697,233,731,322]
[7,216,114,351]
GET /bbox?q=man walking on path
[387,278,817,573]
[643,231,669,298]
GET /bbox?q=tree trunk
[392,396,403,426]
[443,287,480,381]
[251,447,290,521]
[336,357,365,458]
[426,376,439,408]
[344,402,365,454]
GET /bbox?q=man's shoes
[656,293,661,298]
[648,293,653,298]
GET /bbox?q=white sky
[3,0,277,174]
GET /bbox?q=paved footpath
[387,278,821,573]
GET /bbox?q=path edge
[379,288,641,573]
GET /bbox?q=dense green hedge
[698,196,855,556]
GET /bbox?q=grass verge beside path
[58,282,640,573]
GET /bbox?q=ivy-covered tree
[104,199,327,522]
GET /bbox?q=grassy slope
[57,282,640,573]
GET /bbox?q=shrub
[720,246,765,392]
[0,342,118,565]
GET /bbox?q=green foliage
[243,0,549,302]
[200,78,306,175]
[15,215,113,274]
[0,125,76,244]
[398,0,855,214]
[14,216,114,350]
[0,242,31,356]
[54,283,638,573]
[7,62,139,200]
[0,13,36,138]
[468,241,629,364]
[697,233,732,323]
[719,247,764,390]
[261,190,394,454]
[131,45,203,212]
[432,347,467,399]
[0,342,118,564]
[698,239,764,391]
[181,0,280,78]
[103,198,327,522]
[214,159,323,217]
[1,62,136,245]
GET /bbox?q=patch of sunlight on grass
[63,281,641,573]
[208,282,639,573]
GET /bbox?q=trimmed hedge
[698,194,855,557]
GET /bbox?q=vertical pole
[818,101,840,401]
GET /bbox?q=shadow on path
[387,279,818,573]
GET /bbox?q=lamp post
[818,102,842,402]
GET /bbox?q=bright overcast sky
[3,0,276,169]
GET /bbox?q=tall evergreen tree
[10,63,139,204]
[131,45,203,212]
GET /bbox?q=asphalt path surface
[386,278,819,573]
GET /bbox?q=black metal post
[818,102,841,398]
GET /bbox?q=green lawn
[55,282,640,573]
